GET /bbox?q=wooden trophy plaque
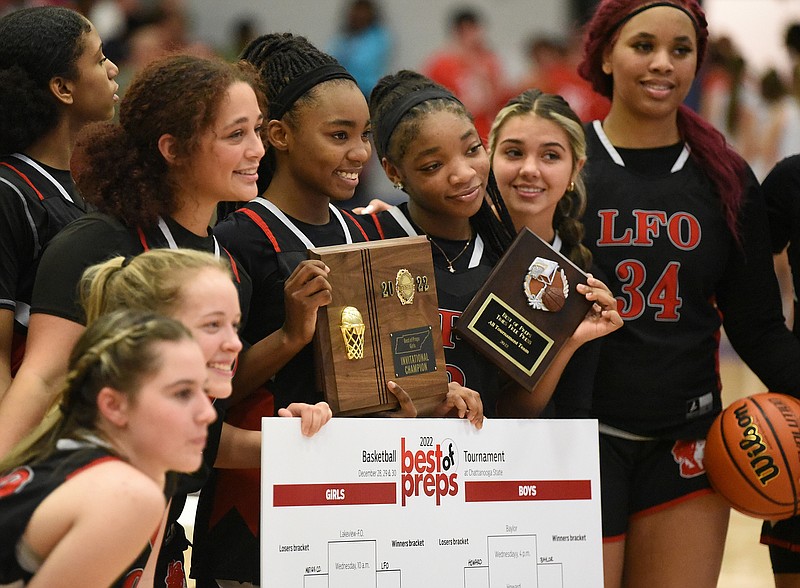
[455,228,593,391]
[309,236,448,416]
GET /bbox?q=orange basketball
[705,392,800,520]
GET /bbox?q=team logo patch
[524,257,569,312]
[0,466,33,498]
[165,560,186,588]
[672,439,706,478]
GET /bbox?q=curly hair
[577,0,746,242]
[489,89,592,271]
[74,54,264,228]
[0,7,91,154]
[369,69,515,256]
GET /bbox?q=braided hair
[369,70,515,256]
[236,32,356,198]
[0,311,192,472]
[74,54,263,228]
[489,89,593,271]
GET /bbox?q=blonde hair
[80,249,231,325]
[489,89,592,270]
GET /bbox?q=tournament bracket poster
[261,418,603,587]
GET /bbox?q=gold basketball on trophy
[340,306,366,360]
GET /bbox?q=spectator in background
[699,36,761,166]
[786,22,800,68]
[328,0,392,207]
[423,7,508,142]
[327,0,391,98]
[760,67,800,175]
[516,32,610,122]
[223,15,259,62]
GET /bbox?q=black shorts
[762,517,800,573]
[600,432,715,540]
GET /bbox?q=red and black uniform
[373,203,599,419]
[192,197,373,585]
[31,211,250,587]
[0,439,146,588]
[0,154,87,373]
[583,121,800,539]
[372,203,503,414]
[760,154,800,571]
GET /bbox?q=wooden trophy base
[310,236,448,415]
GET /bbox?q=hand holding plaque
[309,236,448,415]
[455,228,594,391]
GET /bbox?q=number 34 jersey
[582,122,800,439]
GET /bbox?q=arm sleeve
[716,170,800,396]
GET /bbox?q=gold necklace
[428,235,472,273]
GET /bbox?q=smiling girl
[196,33,374,587]
[488,89,617,418]
[0,54,265,458]
[577,0,800,585]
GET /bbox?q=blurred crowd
[2,0,799,181]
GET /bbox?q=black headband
[376,87,461,158]
[269,63,355,120]
[609,1,699,37]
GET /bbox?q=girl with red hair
[577,1,800,585]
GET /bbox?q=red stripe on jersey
[371,212,385,240]
[137,227,150,251]
[0,162,45,201]
[340,209,370,241]
[221,247,241,284]
[239,207,281,252]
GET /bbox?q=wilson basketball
[541,285,566,312]
[705,392,800,520]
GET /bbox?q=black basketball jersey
[583,121,800,438]
[0,154,87,372]
[374,203,503,415]
[0,441,146,588]
[213,197,373,409]
[192,198,373,584]
[763,154,800,338]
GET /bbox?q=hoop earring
[567,181,575,193]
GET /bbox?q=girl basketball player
[199,34,444,587]
[0,7,118,400]
[80,248,331,586]
[577,1,800,585]
[488,88,618,418]
[367,70,621,418]
[0,310,215,587]
[0,54,264,457]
